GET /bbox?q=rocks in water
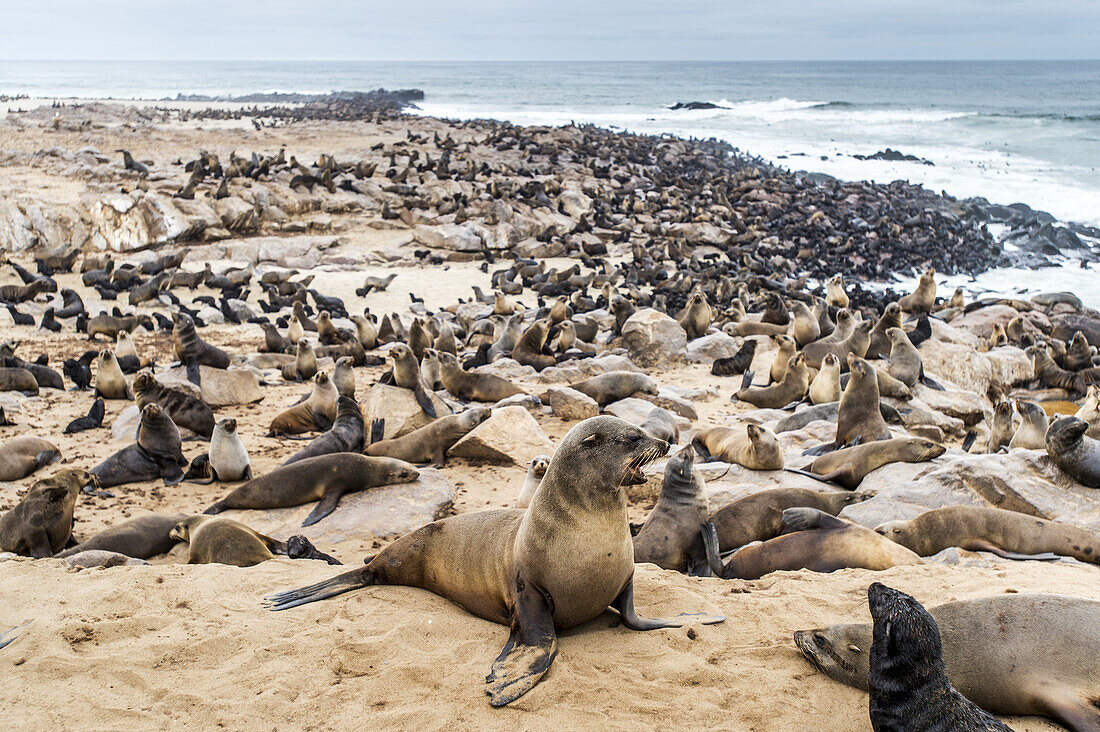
[852,148,933,166]
[218,468,455,548]
[621,309,687,368]
[447,405,554,465]
[669,101,725,111]
[544,386,599,421]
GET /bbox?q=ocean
[2,60,1099,301]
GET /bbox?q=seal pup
[867,583,1013,732]
[796,438,945,490]
[1074,385,1100,438]
[332,356,356,398]
[133,372,215,438]
[366,407,490,467]
[90,403,187,488]
[206,453,419,526]
[512,319,556,371]
[438,351,526,402]
[1046,416,1100,488]
[796,593,1100,731]
[0,435,61,481]
[281,338,318,381]
[56,512,186,559]
[876,505,1100,564]
[707,488,874,552]
[1008,399,1047,449]
[63,397,106,434]
[701,508,921,580]
[0,468,92,557]
[734,353,809,409]
[692,424,784,470]
[632,446,709,573]
[183,418,251,484]
[283,396,365,465]
[985,400,1015,453]
[268,373,339,436]
[898,268,937,314]
[711,338,756,376]
[94,350,132,400]
[514,454,550,509]
[825,275,849,308]
[809,353,841,405]
[265,416,724,707]
[170,516,338,567]
[769,335,797,384]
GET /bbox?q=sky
[0,0,1097,61]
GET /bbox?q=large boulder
[160,366,262,406]
[686,332,739,363]
[447,405,554,465]
[218,468,455,549]
[920,339,992,395]
[360,383,447,439]
[621,309,687,368]
[985,346,1033,387]
[545,387,599,421]
[414,223,483,252]
[604,398,689,432]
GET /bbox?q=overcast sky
[1,1,1097,61]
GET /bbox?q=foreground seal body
[90,404,187,488]
[57,512,186,559]
[835,355,891,450]
[133,372,215,438]
[866,583,1013,732]
[632,446,708,572]
[0,435,61,481]
[876,505,1100,564]
[265,416,724,707]
[1046,417,1100,488]
[0,469,91,557]
[702,508,921,580]
[796,593,1100,731]
[206,453,419,526]
[707,488,874,552]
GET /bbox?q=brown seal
[677,292,712,340]
[702,508,921,580]
[985,399,1015,452]
[0,468,92,557]
[769,335,797,383]
[56,512,187,559]
[283,396,365,465]
[317,311,339,345]
[1008,398,1047,449]
[569,371,657,407]
[734,352,809,409]
[0,435,60,481]
[268,372,339,436]
[808,353,841,405]
[366,406,491,467]
[93,350,133,400]
[206,453,419,526]
[332,356,356,398]
[866,583,1014,731]
[133,372,214,438]
[1046,416,1100,488]
[170,515,338,567]
[835,355,891,449]
[707,488,874,552]
[512,318,556,371]
[0,367,39,395]
[797,437,945,490]
[1031,345,1085,393]
[789,301,821,346]
[796,592,1100,731]
[825,275,849,308]
[803,319,871,370]
[90,403,187,488]
[885,327,924,387]
[513,454,550,509]
[261,323,292,354]
[876,504,1100,563]
[898,268,937,313]
[265,416,724,707]
[386,343,441,418]
[173,312,230,370]
[692,423,784,470]
[438,351,526,402]
[632,446,708,572]
[639,405,680,445]
[865,302,902,359]
[281,338,319,381]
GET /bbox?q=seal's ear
[580,432,599,445]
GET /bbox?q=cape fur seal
[0,468,92,557]
[438,351,526,402]
[677,292,712,340]
[90,403,187,488]
[701,508,921,580]
[56,512,186,559]
[832,355,891,450]
[94,351,132,400]
[632,446,708,573]
[808,353,841,405]
[797,437,945,490]
[0,435,61,481]
[366,406,490,467]
[1046,416,1100,488]
[268,373,339,436]
[1074,386,1100,438]
[205,453,419,526]
[898,268,937,313]
[86,313,153,341]
[1007,399,1047,449]
[734,353,809,409]
[514,454,550,509]
[386,343,440,418]
[173,313,230,370]
[569,371,657,407]
[707,488,874,552]
[133,372,215,438]
[796,593,1100,731]
[184,418,252,483]
[265,416,724,707]
[876,505,1100,564]
[0,367,39,395]
[866,583,1013,731]
[512,318,555,371]
[692,424,784,470]
[170,515,338,567]
[283,396,365,465]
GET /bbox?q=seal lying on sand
[90,404,187,488]
[265,416,724,707]
[707,488,874,552]
[866,583,1014,731]
[56,512,186,559]
[170,516,338,567]
[0,435,60,482]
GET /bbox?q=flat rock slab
[360,383,448,439]
[161,366,262,407]
[605,397,690,431]
[447,405,554,465]
[218,468,455,548]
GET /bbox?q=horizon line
[2,58,1099,64]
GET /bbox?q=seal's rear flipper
[185,362,202,387]
[739,371,754,391]
[961,539,1060,561]
[961,430,978,453]
[485,577,558,707]
[264,566,375,611]
[302,489,345,527]
[183,454,214,484]
[686,532,712,577]
[612,576,725,630]
[369,418,385,445]
[919,374,945,391]
[699,522,726,577]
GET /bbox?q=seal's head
[216,418,237,435]
[133,371,156,391]
[1046,415,1089,451]
[794,624,870,688]
[868,582,945,686]
[549,415,668,492]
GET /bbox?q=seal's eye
[629,433,643,444]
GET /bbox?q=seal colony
[1,94,1100,726]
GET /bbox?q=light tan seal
[876,504,1100,563]
[692,424,784,470]
[795,593,1100,731]
[511,319,556,372]
[170,515,338,567]
[569,371,658,407]
[707,488,874,552]
[677,292,712,340]
[281,338,319,381]
[94,350,132,400]
[808,352,840,405]
[0,435,61,482]
[898,268,936,313]
[834,354,891,449]
[438,351,526,402]
[1008,398,1048,449]
[366,406,490,467]
[701,507,921,580]
[632,446,708,572]
[796,437,945,490]
[734,352,810,409]
[513,454,550,509]
[789,301,821,346]
[268,372,339,436]
[265,416,724,707]
[769,335,797,383]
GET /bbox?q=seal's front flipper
[485,577,557,707]
[1036,688,1100,732]
[801,442,837,457]
[961,539,1060,561]
[161,461,185,486]
[0,624,26,650]
[302,489,345,527]
[780,507,846,534]
[685,531,712,577]
[185,362,202,387]
[612,575,725,630]
[28,527,53,559]
[413,382,438,419]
